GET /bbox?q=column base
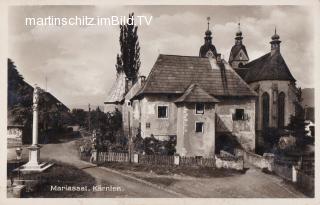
[18,162,54,173]
[17,144,53,173]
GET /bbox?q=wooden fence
[138,154,174,166]
[97,152,130,163]
[180,156,215,167]
[297,170,314,196]
[79,151,245,169]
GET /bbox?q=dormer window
[206,50,214,58]
[195,103,205,114]
[158,105,168,118]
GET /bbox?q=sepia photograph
[3,1,318,202]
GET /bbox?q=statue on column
[18,84,53,172]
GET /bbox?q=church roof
[228,44,248,63]
[234,68,249,79]
[199,44,217,58]
[135,54,257,98]
[104,72,126,104]
[243,51,296,83]
[175,84,220,103]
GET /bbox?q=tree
[286,86,312,150]
[115,12,141,83]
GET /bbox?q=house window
[195,103,205,114]
[234,109,245,121]
[146,122,151,129]
[127,101,131,106]
[158,106,168,118]
[195,122,204,133]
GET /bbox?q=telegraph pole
[128,111,132,162]
[88,104,91,133]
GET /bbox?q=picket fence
[138,154,174,166]
[97,152,130,163]
[180,156,215,167]
[80,151,222,167]
[297,170,314,196]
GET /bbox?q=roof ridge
[159,54,203,58]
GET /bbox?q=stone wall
[215,98,256,151]
[215,155,244,170]
[243,150,274,171]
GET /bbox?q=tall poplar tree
[115,12,141,83]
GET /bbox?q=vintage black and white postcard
[0,0,319,204]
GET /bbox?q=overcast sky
[9,5,315,109]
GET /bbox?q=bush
[133,133,177,155]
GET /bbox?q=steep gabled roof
[136,54,257,98]
[228,44,249,63]
[175,84,220,103]
[104,72,126,104]
[243,52,296,83]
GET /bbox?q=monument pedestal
[18,145,53,173]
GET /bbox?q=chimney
[125,77,133,93]
[139,75,146,85]
[216,53,222,64]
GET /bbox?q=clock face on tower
[206,50,214,58]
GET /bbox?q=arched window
[278,92,285,128]
[262,92,270,129]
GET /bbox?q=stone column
[32,86,39,145]
[26,85,41,167]
[19,85,53,172]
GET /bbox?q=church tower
[270,27,281,56]
[199,17,218,58]
[229,22,249,69]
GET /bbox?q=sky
[8,5,315,110]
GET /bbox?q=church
[104,19,298,157]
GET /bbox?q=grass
[140,177,179,186]
[100,162,244,178]
[19,160,96,198]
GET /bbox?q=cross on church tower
[207,17,210,30]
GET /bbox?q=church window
[195,122,204,133]
[278,92,285,128]
[234,109,245,121]
[158,105,168,118]
[262,92,270,129]
[195,103,205,114]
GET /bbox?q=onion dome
[199,17,218,58]
[205,29,212,36]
